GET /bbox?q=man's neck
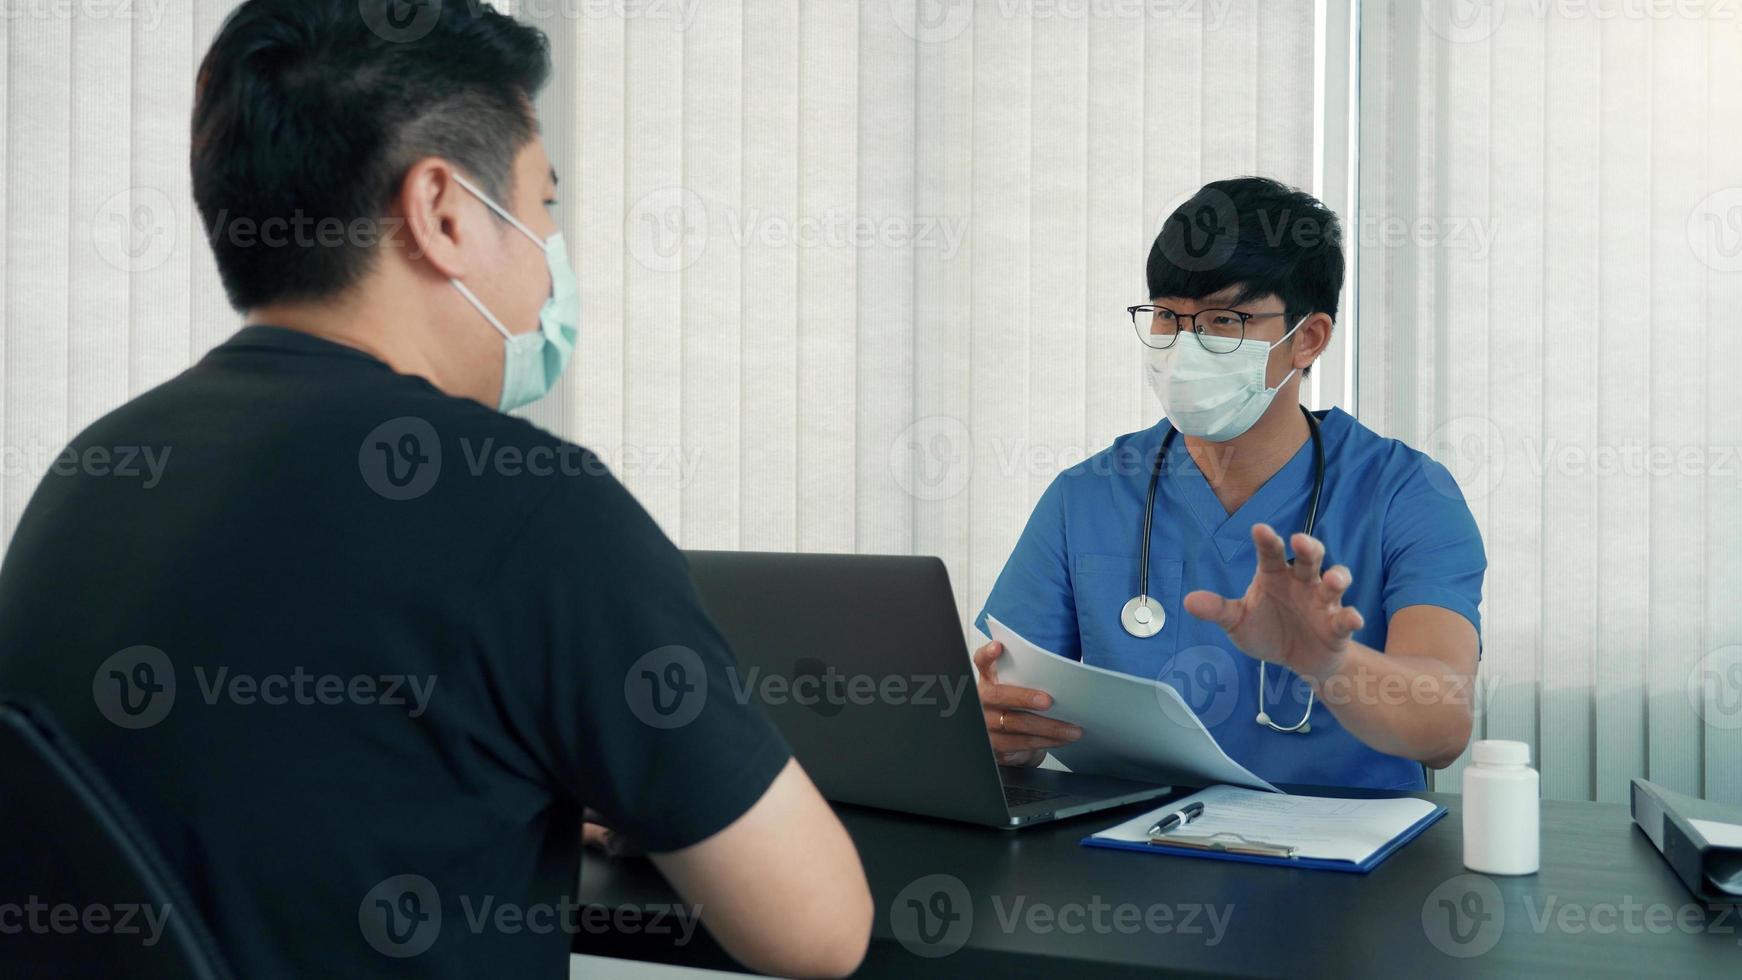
[246,294,480,404]
[1183,400,1312,515]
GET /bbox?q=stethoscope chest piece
[1120,595,1166,638]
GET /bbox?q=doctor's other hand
[1182,523,1364,685]
[972,639,1083,767]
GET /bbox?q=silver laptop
[684,550,1170,829]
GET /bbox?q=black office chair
[0,699,234,979]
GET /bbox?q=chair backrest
[0,699,234,979]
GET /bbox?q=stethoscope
[1120,404,1325,734]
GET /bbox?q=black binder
[1630,778,1742,906]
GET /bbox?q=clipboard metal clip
[1146,830,1299,859]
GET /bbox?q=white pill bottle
[1461,739,1540,875]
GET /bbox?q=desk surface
[575,788,1742,978]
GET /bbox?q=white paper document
[1094,785,1439,864]
[987,616,1277,793]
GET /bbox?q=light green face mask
[449,172,579,413]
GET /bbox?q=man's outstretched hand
[1181,523,1363,685]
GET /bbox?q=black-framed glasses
[1127,305,1290,354]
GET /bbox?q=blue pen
[1146,801,1206,838]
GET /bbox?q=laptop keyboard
[1003,784,1068,808]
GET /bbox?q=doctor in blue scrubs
[972,177,1485,791]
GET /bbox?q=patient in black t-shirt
[0,3,870,977]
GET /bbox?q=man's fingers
[1290,532,1325,582]
[972,640,1003,681]
[1334,605,1365,636]
[985,708,1082,748]
[1318,564,1353,605]
[1251,523,1290,573]
[979,681,1053,711]
[1184,589,1242,630]
[582,822,612,851]
[994,733,1077,754]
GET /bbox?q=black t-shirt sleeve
[485,450,792,853]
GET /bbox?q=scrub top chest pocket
[1072,552,1183,677]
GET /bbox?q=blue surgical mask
[449,172,579,413]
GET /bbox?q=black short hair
[192,0,551,311]
[1146,176,1344,326]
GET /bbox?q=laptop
[684,550,1171,829]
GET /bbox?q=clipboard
[1081,787,1448,874]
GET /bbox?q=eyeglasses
[1127,305,1292,354]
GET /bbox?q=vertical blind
[536,0,1340,637]
[1359,0,1742,803]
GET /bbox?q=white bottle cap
[1472,739,1530,765]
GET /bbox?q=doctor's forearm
[1307,643,1475,769]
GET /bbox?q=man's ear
[396,158,477,282]
[1294,312,1334,370]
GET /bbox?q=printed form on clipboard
[1086,785,1445,872]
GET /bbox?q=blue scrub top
[974,407,1485,791]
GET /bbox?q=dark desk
[575,789,1742,978]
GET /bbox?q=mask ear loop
[447,170,551,341]
[451,279,513,341]
[1265,313,1312,392]
[451,171,549,252]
